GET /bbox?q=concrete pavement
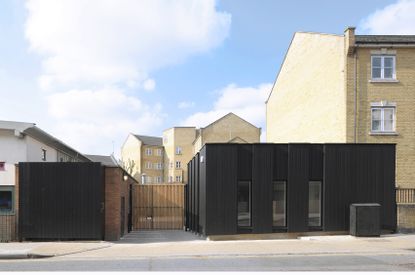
[0,241,111,259]
[1,231,415,261]
[73,232,415,259]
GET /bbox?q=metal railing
[396,188,415,204]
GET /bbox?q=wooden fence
[0,214,17,242]
[396,188,415,204]
[132,184,185,230]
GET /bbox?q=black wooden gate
[19,162,104,240]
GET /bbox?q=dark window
[272,181,286,227]
[309,181,322,227]
[237,181,251,227]
[0,187,13,213]
[0,162,5,171]
[42,149,47,161]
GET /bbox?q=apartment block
[267,27,415,191]
[121,112,261,184]
[120,134,164,184]
[163,127,196,184]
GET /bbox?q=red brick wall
[104,167,134,241]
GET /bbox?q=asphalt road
[1,253,415,271]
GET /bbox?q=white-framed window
[145,148,152,156]
[41,149,47,161]
[156,149,163,156]
[169,176,173,183]
[154,163,163,170]
[176,146,182,155]
[155,176,162,183]
[146,176,152,183]
[145,162,152,169]
[169,162,173,169]
[371,107,395,132]
[175,175,182,182]
[371,55,396,80]
[175,161,181,169]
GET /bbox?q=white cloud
[178,101,195,109]
[24,0,231,155]
[25,0,231,89]
[143,79,156,91]
[359,0,415,34]
[182,83,272,136]
[47,87,164,155]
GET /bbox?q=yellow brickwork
[141,145,164,184]
[163,127,196,184]
[120,134,142,179]
[194,113,260,153]
[345,31,415,189]
[266,32,347,143]
[267,28,415,190]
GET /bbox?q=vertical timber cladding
[133,184,184,230]
[323,144,396,231]
[199,146,207,235]
[205,144,238,235]
[193,143,396,236]
[195,153,200,233]
[19,162,104,240]
[251,144,273,233]
[287,144,310,232]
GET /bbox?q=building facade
[0,120,90,241]
[266,28,415,231]
[186,143,396,236]
[266,28,415,191]
[121,113,261,184]
[163,127,196,184]
[120,134,164,184]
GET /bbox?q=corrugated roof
[355,35,415,44]
[134,134,162,146]
[85,154,118,167]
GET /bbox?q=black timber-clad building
[185,143,396,236]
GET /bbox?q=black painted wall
[19,162,104,240]
[185,143,396,236]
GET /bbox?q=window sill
[369,131,399,136]
[369,79,399,83]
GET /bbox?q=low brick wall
[397,204,415,233]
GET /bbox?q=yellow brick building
[266,27,415,191]
[121,112,261,184]
[120,134,164,184]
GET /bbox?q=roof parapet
[345,26,356,56]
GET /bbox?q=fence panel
[133,184,184,230]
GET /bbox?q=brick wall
[104,167,134,241]
[397,204,415,233]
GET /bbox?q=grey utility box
[350,203,381,237]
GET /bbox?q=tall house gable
[266,32,346,143]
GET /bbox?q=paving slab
[0,241,111,259]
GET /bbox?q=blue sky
[0,0,413,157]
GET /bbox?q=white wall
[0,163,16,186]
[0,129,26,186]
[0,129,60,186]
[0,129,27,163]
[26,136,58,162]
